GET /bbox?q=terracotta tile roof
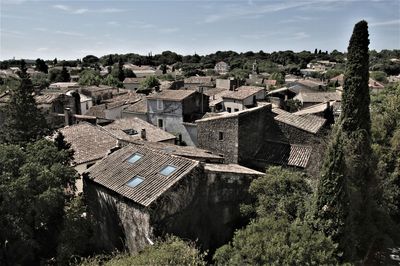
[86,101,126,118]
[263,79,277,86]
[196,105,271,123]
[123,98,148,113]
[256,141,312,168]
[59,122,118,165]
[272,108,326,134]
[147,90,196,101]
[369,78,385,89]
[123,77,145,84]
[222,86,265,100]
[86,144,199,206]
[294,101,335,115]
[184,76,213,84]
[103,117,176,143]
[35,93,64,104]
[204,163,264,175]
[294,91,341,103]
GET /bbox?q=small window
[219,132,224,140]
[157,99,163,110]
[160,165,176,176]
[126,176,144,188]
[122,128,138,135]
[127,153,143,164]
[158,119,164,128]
[227,107,232,113]
[234,108,239,112]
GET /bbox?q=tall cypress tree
[315,20,372,261]
[0,61,49,145]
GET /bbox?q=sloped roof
[184,76,213,84]
[35,93,64,104]
[123,77,145,84]
[124,98,148,114]
[256,141,312,168]
[103,117,176,143]
[294,91,341,103]
[294,101,335,116]
[59,122,118,165]
[222,86,265,100]
[204,163,263,175]
[86,101,126,118]
[147,90,197,101]
[86,144,199,207]
[272,108,326,134]
[196,105,271,123]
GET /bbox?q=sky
[0,0,399,60]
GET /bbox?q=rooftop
[294,91,341,103]
[294,101,335,115]
[222,86,265,100]
[184,76,213,84]
[196,105,271,123]
[103,117,176,143]
[86,143,199,207]
[123,98,148,114]
[204,163,263,175]
[147,89,197,101]
[59,122,117,165]
[272,108,326,134]
[123,77,146,84]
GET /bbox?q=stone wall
[197,116,239,163]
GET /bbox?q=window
[227,107,232,113]
[234,108,239,112]
[158,119,164,128]
[219,131,224,140]
[122,128,138,135]
[126,176,144,188]
[157,99,163,110]
[127,153,143,164]
[160,165,177,176]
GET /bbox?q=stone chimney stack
[141,129,147,140]
[64,108,72,126]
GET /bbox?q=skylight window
[160,165,177,176]
[122,128,138,136]
[126,176,144,188]
[127,153,143,164]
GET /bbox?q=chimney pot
[64,108,72,126]
[141,129,147,140]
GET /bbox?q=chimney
[284,94,288,101]
[141,129,147,140]
[326,101,330,109]
[64,108,72,126]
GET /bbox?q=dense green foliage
[0,64,49,145]
[102,74,123,88]
[79,69,101,86]
[80,236,206,266]
[139,76,160,93]
[215,167,337,265]
[315,20,376,261]
[0,139,78,265]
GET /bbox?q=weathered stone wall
[182,93,209,121]
[84,181,152,254]
[197,116,239,163]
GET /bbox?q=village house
[222,86,266,112]
[123,64,162,77]
[79,85,115,104]
[122,98,148,121]
[216,78,237,90]
[293,91,342,108]
[369,78,385,93]
[146,90,209,146]
[196,105,327,176]
[288,79,327,92]
[103,117,176,144]
[266,87,297,108]
[214,61,230,74]
[83,142,263,254]
[66,90,93,115]
[183,76,214,90]
[123,77,146,91]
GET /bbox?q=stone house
[146,90,209,146]
[222,86,266,113]
[214,61,230,74]
[79,85,115,104]
[216,78,237,90]
[293,91,341,109]
[184,76,214,90]
[83,143,263,254]
[122,98,148,121]
[196,105,327,176]
[66,90,93,115]
[123,77,146,91]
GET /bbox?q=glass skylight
[126,176,144,188]
[127,153,143,164]
[160,165,177,176]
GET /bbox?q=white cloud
[370,19,400,27]
[55,30,84,37]
[52,5,123,15]
[159,27,179,33]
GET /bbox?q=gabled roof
[204,163,263,175]
[86,144,199,207]
[103,117,176,143]
[222,86,265,100]
[294,101,335,116]
[123,98,148,114]
[294,91,341,103]
[184,76,213,84]
[123,77,145,84]
[59,122,118,165]
[272,108,326,134]
[35,93,65,104]
[256,141,313,168]
[86,101,127,118]
[196,105,271,123]
[147,90,197,101]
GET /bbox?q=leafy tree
[82,55,99,67]
[105,54,114,67]
[59,65,71,82]
[80,236,206,266]
[370,71,388,83]
[0,139,78,265]
[101,74,123,88]
[31,72,49,90]
[53,57,58,66]
[315,20,374,261]
[215,167,337,265]
[270,72,285,84]
[140,76,160,90]
[0,65,49,145]
[123,68,135,78]
[35,58,48,73]
[79,69,101,86]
